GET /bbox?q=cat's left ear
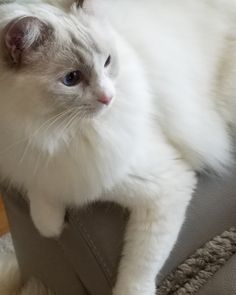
[3,16,53,65]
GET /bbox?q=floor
[0,195,9,237]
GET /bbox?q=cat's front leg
[112,167,196,295]
[29,191,65,238]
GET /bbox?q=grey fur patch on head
[0,0,14,4]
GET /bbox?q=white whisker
[18,108,76,166]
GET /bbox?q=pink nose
[98,94,113,105]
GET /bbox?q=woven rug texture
[157,227,236,295]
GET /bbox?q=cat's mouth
[79,100,113,119]
[54,100,113,130]
[92,99,114,116]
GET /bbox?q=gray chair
[2,167,236,295]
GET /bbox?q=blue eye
[63,71,82,87]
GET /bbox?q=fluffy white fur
[0,0,235,294]
[0,254,52,295]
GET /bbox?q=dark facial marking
[104,55,111,67]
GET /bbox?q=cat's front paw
[32,213,64,238]
[30,198,65,238]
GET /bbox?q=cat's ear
[75,0,85,8]
[74,0,101,15]
[3,16,53,65]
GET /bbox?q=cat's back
[106,0,230,114]
[106,0,235,172]
[106,0,228,74]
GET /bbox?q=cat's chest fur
[0,68,151,204]
[0,127,134,204]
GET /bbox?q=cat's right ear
[76,0,85,8]
[3,16,53,65]
[74,0,102,16]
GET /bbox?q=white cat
[0,0,235,294]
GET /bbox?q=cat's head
[0,0,118,136]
